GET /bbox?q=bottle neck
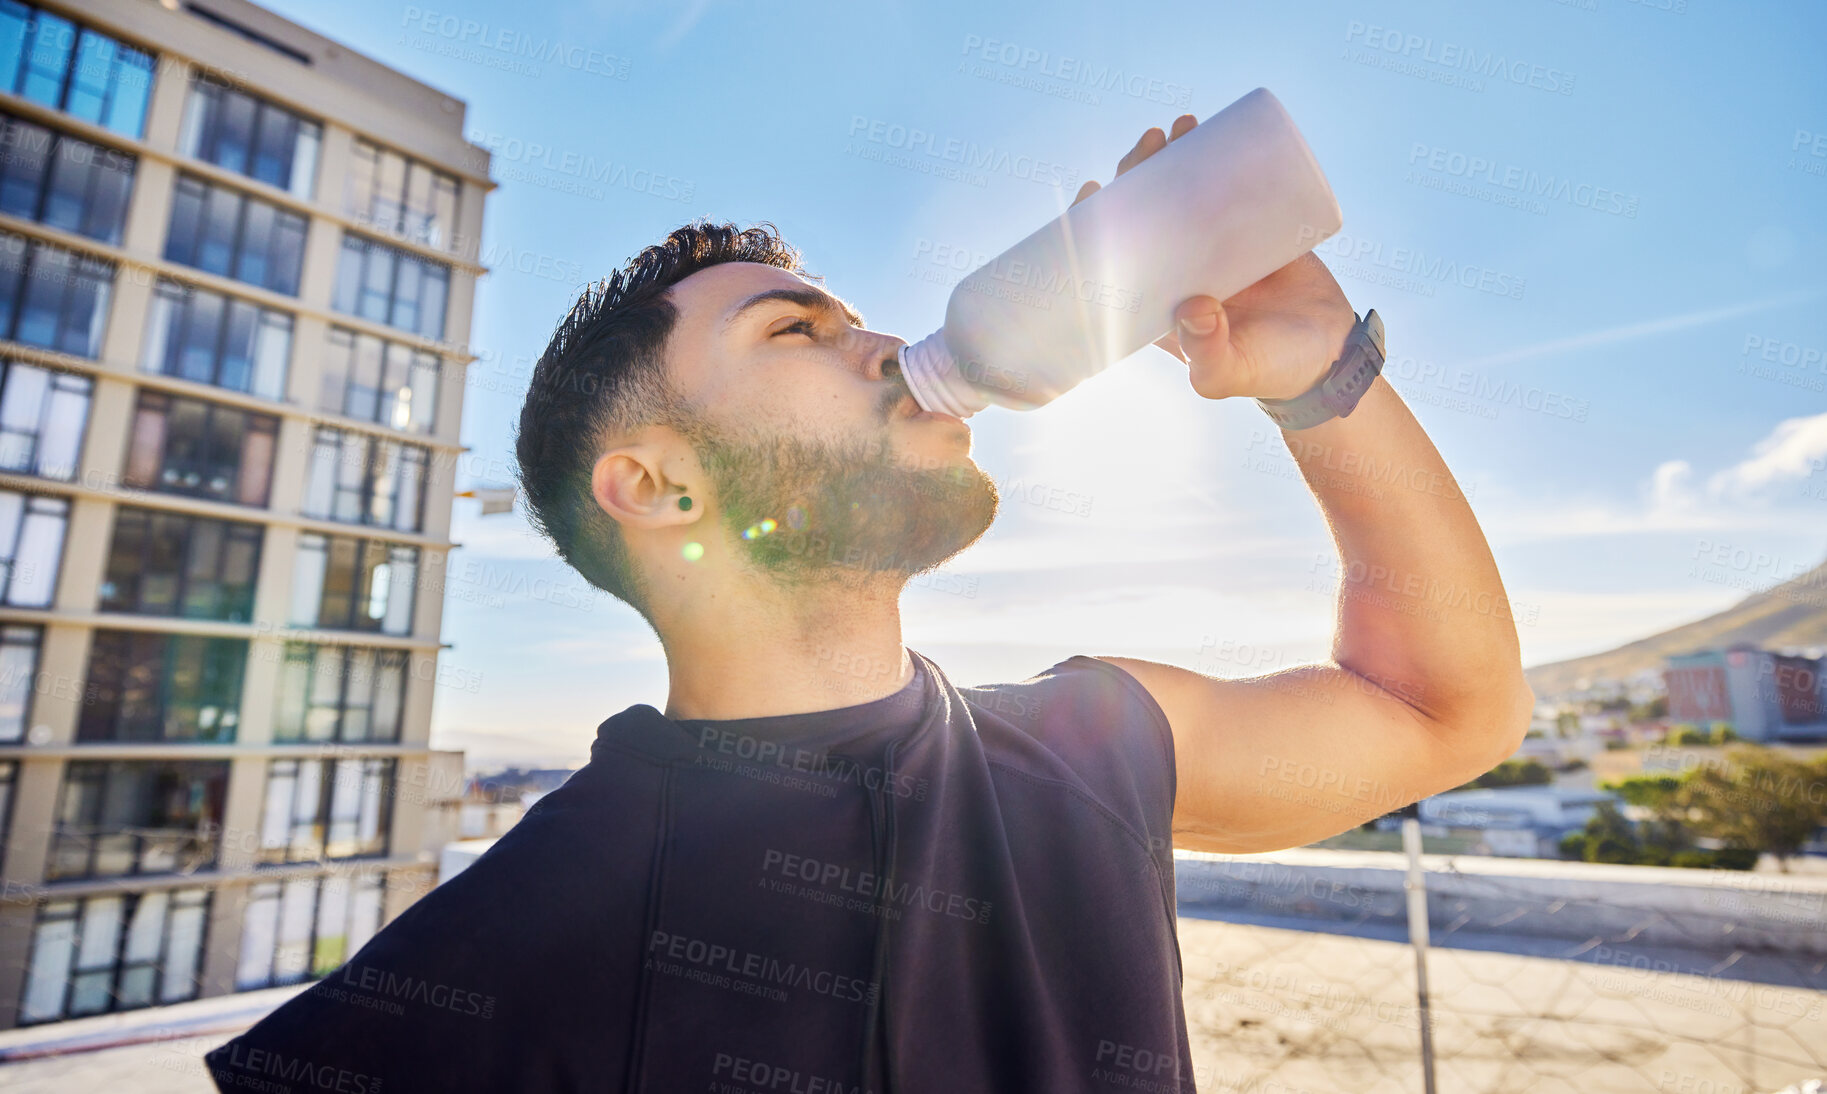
[897,330,990,418]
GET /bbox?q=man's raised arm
[1075,117,1534,854]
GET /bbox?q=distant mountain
[1525,556,1827,699]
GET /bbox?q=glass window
[164,175,308,295]
[274,642,407,743]
[0,113,135,244]
[402,347,439,433]
[0,230,112,357]
[47,760,228,881]
[331,234,449,340]
[0,757,15,855]
[345,329,382,423]
[141,279,290,400]
[122,388,277,507]
[77,629,246,743]
[20,888,209,1024]
[237,870,385,990]
[258,758,394,865]
[302,426,430,533]
[344,138,460,251]
[0,621,40,742]
[289,532,417,637]
[178,77,320,198]
[213,84,255,173]
[0,488,64,606]
[0,358,89,479]
[0,3,153,138]
[99,506,263,622]
[15,8,71,109]
[235,879,280,988]
[417,262,449,341]
[356,239,393,323]
[0,113,51,213]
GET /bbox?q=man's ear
[591,441,700,529]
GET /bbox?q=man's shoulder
[958,654,1171,747]
[954,652,1178,862]
[401,761,654,926]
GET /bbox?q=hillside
[1525,557,1827,698]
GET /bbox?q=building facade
[1665,645,1827,742]
[0,0,490,1028]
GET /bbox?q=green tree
[1599,774,1681,810]
[1569,801,1652,864]
[1561,800,1736,868]
[1460,758,1552,791]
[1670,746,1827,872]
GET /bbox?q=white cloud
[1649,459,1696,511]
[1492,415,1826,546]
[1706,412,1827,498]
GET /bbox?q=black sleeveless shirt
[204,649,1190,1093]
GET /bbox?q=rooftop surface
[1,915,1820,1093]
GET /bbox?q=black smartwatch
[1254,309,1385,431]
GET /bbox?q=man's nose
[845,328,906,383]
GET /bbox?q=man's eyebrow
[722,287,865,332]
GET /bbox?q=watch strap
[1255,309,1386,431]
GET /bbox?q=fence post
[1402,817,1437,1094]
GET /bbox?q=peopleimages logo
[1298,225,1527,301]
[957,34,1193,107]
[400,7,632,79]
[761,849,994,925]
[846,117,1080,189]
[909,240,1142,315]
[646,930,879,1006]
[465,128,695,202]
[1407,143,1639,218]
[1343,21,1577,95]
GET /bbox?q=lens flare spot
[741,518,778,541]
[681,541,705,562]
[786,506,805,530]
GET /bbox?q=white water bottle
[898,87,1343,417]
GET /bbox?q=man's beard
[685,414,998,588]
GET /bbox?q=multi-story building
[0,0,491,1029]
[1665,645,1827,742]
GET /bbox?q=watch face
[1364,311,1387,359]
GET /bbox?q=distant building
[1413,785,1617,857]
[460,767,576,839]
[0,0,493,1030]
[1664,645,1827,742]
[1512,731,1597,770]
[1544,668,1665,707]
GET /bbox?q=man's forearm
[1281,374,1532,745]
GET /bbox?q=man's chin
[693,417,997,580]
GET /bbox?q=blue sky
[264,0,1827,767]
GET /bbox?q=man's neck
[656,574,913,721]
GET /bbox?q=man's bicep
[1090,655,1505,853]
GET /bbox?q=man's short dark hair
[513,220,809,621]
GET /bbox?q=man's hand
[1072,114,1358,401]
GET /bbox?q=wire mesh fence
[1174,826,1827,1094]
